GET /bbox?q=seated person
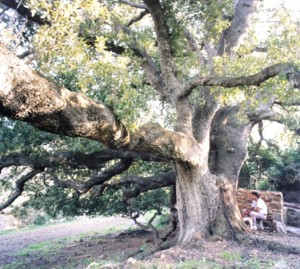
[242,191,267,230]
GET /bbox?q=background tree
[0,0,300,248]
[239,99,300,191]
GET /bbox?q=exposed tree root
[250,236,300,255]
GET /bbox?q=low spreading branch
[0,169,43,211]
[0,149,165,171]
[90,170,175,199]
[51,158,133,193]
[0,157,174,211]
[0,158,133,210]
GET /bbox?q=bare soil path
[0,216,132,267]
[1,216,300,269]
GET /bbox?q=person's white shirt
[257,198,267,215]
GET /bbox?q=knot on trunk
[217,176,232,192]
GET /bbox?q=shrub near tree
[0,0,300,250]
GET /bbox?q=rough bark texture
[0,46,129,150]
[218,0,260,56]
[175,164,219,243]
[172,0,264,244]
[0,46,201,163]
[210,106,252,186]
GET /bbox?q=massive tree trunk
[175,163,219,244]
[175,114,250,244]
[175,167,249,245]
[169,0,266,244]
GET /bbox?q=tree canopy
[0,0,300,247]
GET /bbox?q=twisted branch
[0,169,43,211]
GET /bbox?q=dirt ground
[0,216,300,269]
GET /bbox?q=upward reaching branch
[0,169,42,211]
[143,0,180,93]
[218,0,260,56]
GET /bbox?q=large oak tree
[0,0,299,246]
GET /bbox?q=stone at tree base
[273,220,287,234]
[285,208,300,228]
[87,262,122,269]
[257,219,264,231]
[125,257,146,269]
[273,259,289,269]
[86,262,100,269]
[286,226,300,236]
[101,264,122,269]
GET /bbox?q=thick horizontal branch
[183,63,293,97]
[0,149,166,171]
[0,44,201,165]
[0,45,130,150]
[131,123,201,165]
